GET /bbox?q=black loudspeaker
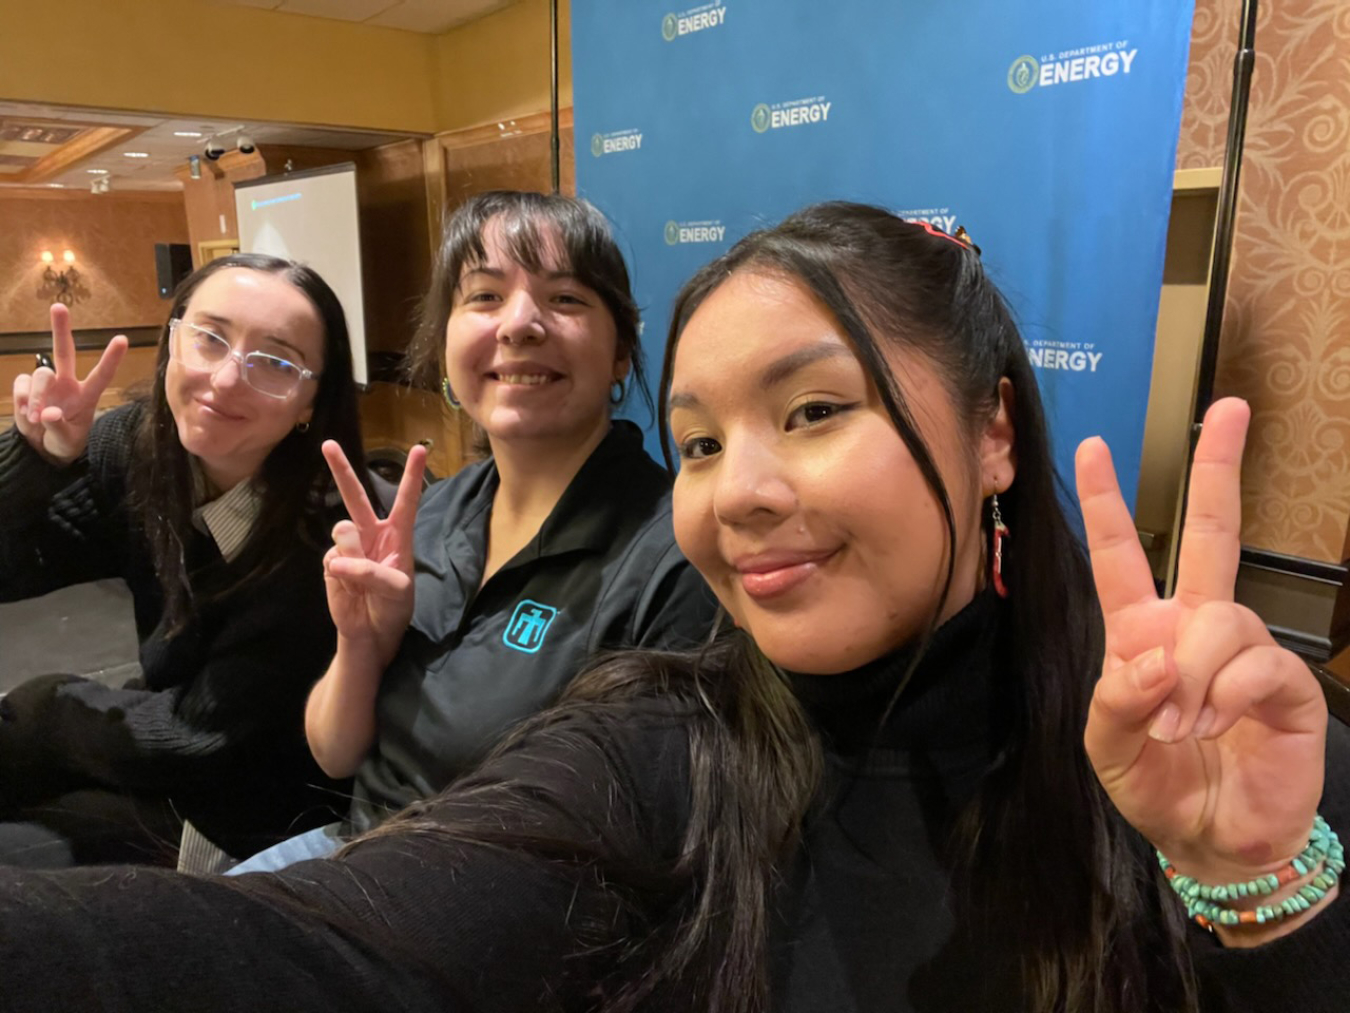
[155,243,194,299]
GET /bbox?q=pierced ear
[614,353,632,384]
[980,377,1017,497]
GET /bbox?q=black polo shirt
[348,421,717,832]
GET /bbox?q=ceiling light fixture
[123,151,150,158]
[173,131,204,138]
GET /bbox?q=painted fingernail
[1192,705,1217,739]
[1132,646,1167,692]
[1148,702,1181,743]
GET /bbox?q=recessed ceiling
[0,101,420,193]
[0,116,145,186]
[203,0,517,33]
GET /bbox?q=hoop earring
[610,379,625,406]
[295,420,311,434]
[990,493,1010,599]
[442,378,462,411]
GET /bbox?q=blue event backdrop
[572,0,1196,509]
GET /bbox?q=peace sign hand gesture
[1076,398,1330,937]
[13,304,127,465]
[322,440,427,669]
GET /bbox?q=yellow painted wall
[0,0,438,134]
[0,0,575,142]
[431,0,572,132]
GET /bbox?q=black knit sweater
[0,592,1344,1009]
[0,404,347,859]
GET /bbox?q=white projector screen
[234,163,368,385]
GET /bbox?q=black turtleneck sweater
[772,590,1017,1010]
[0,593,1345,1010]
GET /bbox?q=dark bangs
[408,191,645,417]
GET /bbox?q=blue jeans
[225,822,344,875]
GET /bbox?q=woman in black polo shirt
[229,191,717,871]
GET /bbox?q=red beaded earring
[991,493,1010,599]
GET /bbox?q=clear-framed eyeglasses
[168,318,318,400]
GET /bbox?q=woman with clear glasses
[0,253,373,868]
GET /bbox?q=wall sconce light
[39,249,84,305]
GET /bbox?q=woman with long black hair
[0,204,1343,1012]
[0,254,370,866]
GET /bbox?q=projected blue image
[250,193,303,211]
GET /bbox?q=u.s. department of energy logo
[663,4,726,41]
[897,206,958,235]
[751,96,832,133]
[1009,43,1138,95]
[503,599,559,653]
[590,128,644,157]
[1008,55,1039,94]
[1026,339,1104,373]
[665,219,726,245]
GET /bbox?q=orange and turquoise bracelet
[1157,815,1344,928]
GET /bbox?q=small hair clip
[953,226,982,256]
[912,219,966,248]
[912,219,980,256]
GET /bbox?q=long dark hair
[128,253,369,631]
[657,202,1197,1010]
[362,203,1196,1011]
[406,190,651,421]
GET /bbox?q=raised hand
[321,441,427,667]
[13,304,127,464]
[1075,398,1328,900]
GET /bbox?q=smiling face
[165,268,324,491]
[443,217,630,455]
[669,269,1010,674]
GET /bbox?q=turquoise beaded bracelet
[1157,815,1345,928]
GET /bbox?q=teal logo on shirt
[503,600,559,653]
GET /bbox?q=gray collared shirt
[190,465,263,563]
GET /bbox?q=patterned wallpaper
[1177,0,1350,561]
[0,193,189,334]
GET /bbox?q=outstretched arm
[0,698,690,1013]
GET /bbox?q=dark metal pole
[1192,0,1258,422]
[550,0,561,193]
[1166,0,1258,593]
